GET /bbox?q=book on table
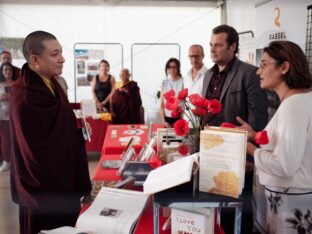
[80,98,97,117]
[171,207,215,234]
[40,187,150,234]
[199,127,247,198]
[143,153,199,194]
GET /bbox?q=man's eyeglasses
[188,55,202,59]
[259,61,278,69]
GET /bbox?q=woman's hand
[162,120,171,128]
[247,142,257,156]
[236,116,256,141]
[96,101,103,110]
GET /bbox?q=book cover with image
[199,127,247,198]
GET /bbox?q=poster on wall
[0,37,25,68]
[74,49,104,87]
[255,0,307,65]
[238,32,256,65]
[73,43,123,102]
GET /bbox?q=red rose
[178,143,189,155]
[148,155,163,169]
[203,99,211,108]
[197,97,207,108]
[255,130,269,145]
[165,96,179,110]
[163,89,175,100]
[171,106,183,118]
[220,122,236,128]
[191,108,200,117]
[173,119,189,136]
[198,107,207,117]
[178,88,188,100]
[189,94,202,106]
[207,99,222,115]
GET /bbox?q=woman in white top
[237,41,312,234]
[0,62,14,172]
[160,58,184,127]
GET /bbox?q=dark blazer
[202,58,268,132]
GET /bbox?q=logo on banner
[274,7,281,28]
[268,6,286,41]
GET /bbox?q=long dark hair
[165,58,181,77]
[0,62,15,83]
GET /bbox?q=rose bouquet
[163,88,222,155]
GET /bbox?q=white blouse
[162,77,184,117]
[254,92,312,189]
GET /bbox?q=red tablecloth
[85,118,110,153]
[70,103,110,153]
[102,124,163,155]
[93,154,122,181]
[91,123,178,234]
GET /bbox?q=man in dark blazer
[202,25,268,234]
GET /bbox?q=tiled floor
[0,157,99,234]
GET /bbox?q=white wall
[226,0,256,34]
[0,3,221,102]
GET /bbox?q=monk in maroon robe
[111,69,143,124]
[9,31,91,234]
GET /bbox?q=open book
[41,187,150,234]
[143,153,198,194]
[199,127,247,198]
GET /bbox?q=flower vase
[185,128,200,154]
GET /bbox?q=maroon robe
[9,63,91,233]
[111,81,142,124]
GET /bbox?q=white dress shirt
[184,65,208,96]
[183,65,208,127]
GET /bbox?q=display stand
[153,185,242,234]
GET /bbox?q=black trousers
[165,116,180,127]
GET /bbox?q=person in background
[0,50,21,80]
[55,75,68,95]
[159,58,184,127]
[202,24,268,234]
[183,45,208,128]
[9,31,91,234]
[237,40,312,234]
[0,62,15,172]
[110,68,143,124]
[91,59,116,112]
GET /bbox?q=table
[102,124,163,155]
[85,118,110,153]
[92,124,231,234]
[70,103,110,153]
[154,185,242,234]
[93,154,122,181]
